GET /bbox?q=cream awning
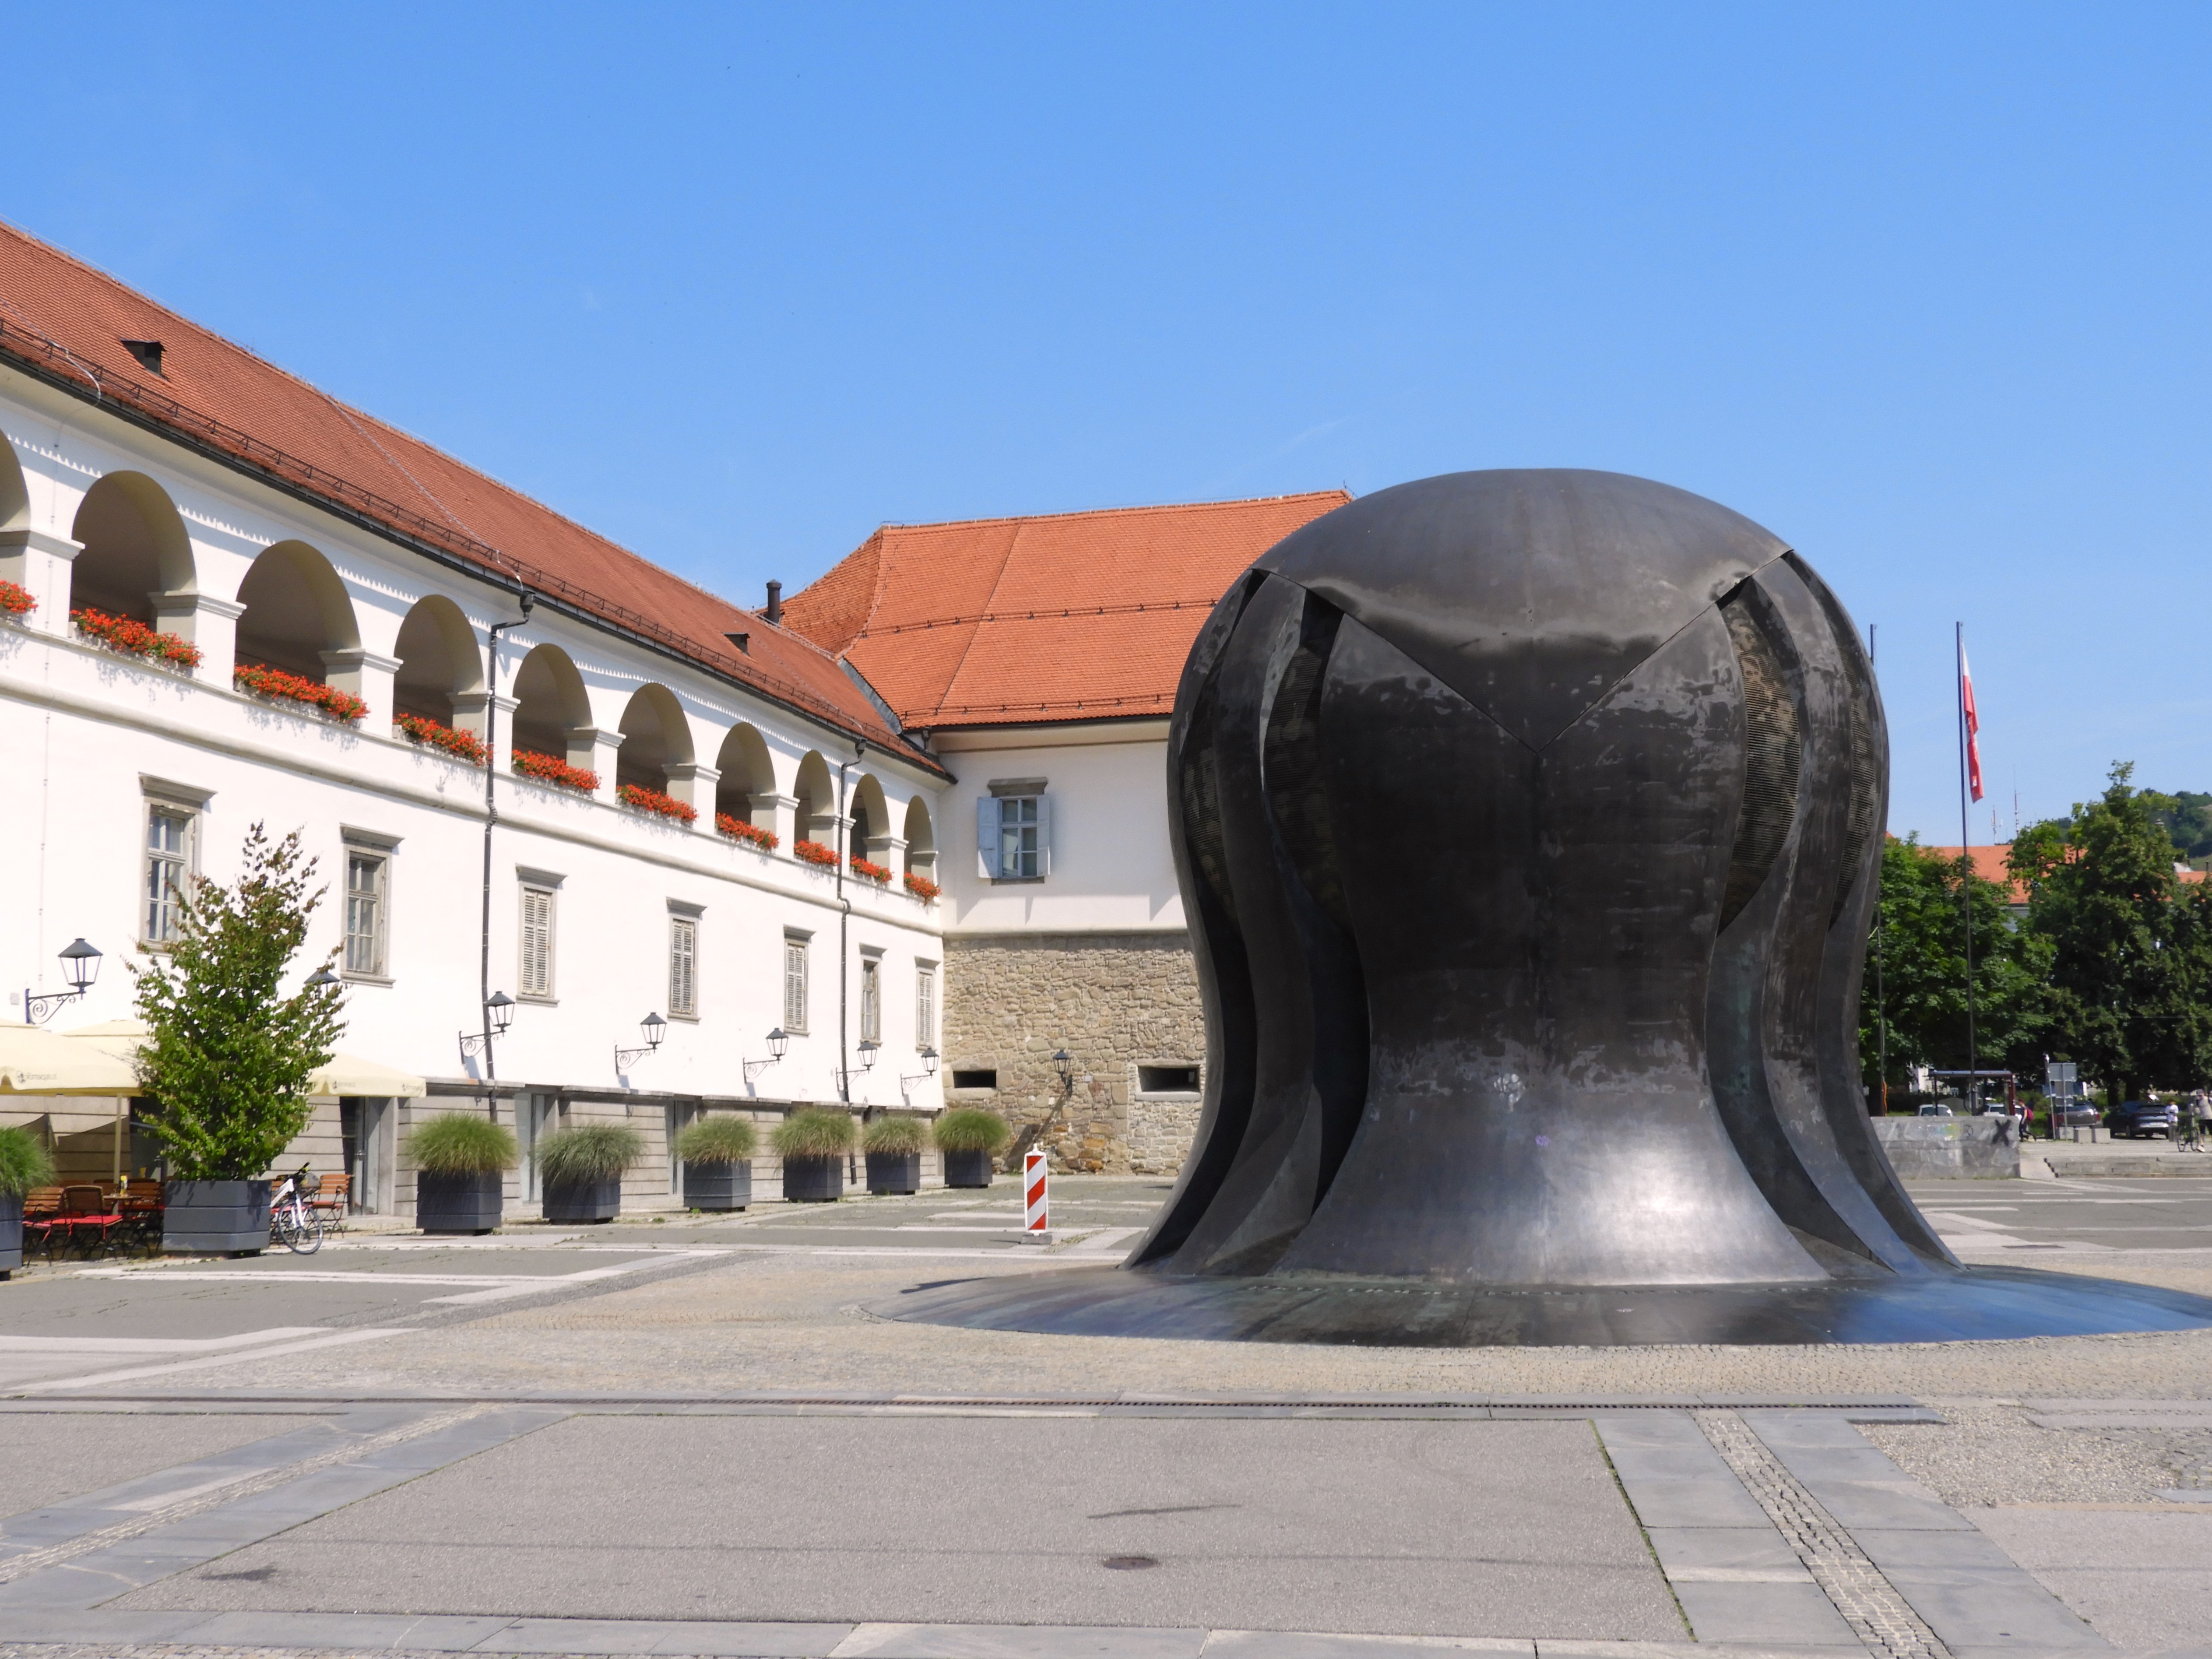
[55,1021,426,1099]
[0,1022,141,1094]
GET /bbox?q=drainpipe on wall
[836,739,862,1178]
[478,590,535,1111]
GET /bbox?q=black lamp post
[25,938,101,1025]
[458,991,516,1061]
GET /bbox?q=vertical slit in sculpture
[1261,594,1366,1207]
[1717,588,1802,933]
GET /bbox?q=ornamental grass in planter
[773,1108,855,1202]
[412,1113,517,1234]
[933,1107,1009,1188]
[0,1126,56,1279]
[536,1122,644,1223]
[862,1114,927,1195]
[674,1114,757,1211]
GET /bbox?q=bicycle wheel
[273,1200,306,1253]
[292,1207,324,1255]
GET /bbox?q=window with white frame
[782,930,809,1032]
[519,880,558,1000]
[859,951,882,1045]
[978,780,1050,881]
[343,850,389,977]
[142,798,198,945]
[915,960,938,1051]
[668,914,698,1019]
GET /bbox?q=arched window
[68,473,194,626]
[0,437,28,537]
[392,595,483,724]
[792,751,833,850]
[850,772,891,865]
[714,722,774,826]
[234,541,359,681]
[904,794,937,879]
[511,644,591,766]
[615,684,694,793]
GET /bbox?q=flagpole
[1871,623,1887,1117]
[1956,622,1978,1111]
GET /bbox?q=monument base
[877,1264,2212,1347]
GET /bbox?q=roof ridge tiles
[873,488,1351,534]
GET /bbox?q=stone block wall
[942,931,1204,1174]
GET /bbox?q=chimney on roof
[120,338,165,377]
[764,580,782,626]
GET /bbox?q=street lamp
[1052,1047,1075,1096]
[744,1026,789,1086]
[458,991,516,1060]
[857,1038,879,1072]
[615,1012,667,1073]
[24,938,102,1025]
[306,967,339,989]
[898,1045,939,1105]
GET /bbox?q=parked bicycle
[270,1163,324,1255]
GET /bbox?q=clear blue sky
[10,4,2207,841]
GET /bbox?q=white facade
[936,720,1182,938]
[0,362,947,1208]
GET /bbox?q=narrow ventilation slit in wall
[951,1069,998,1090]
[1138,1065,1201,1094]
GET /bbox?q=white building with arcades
[0,222,948,1217]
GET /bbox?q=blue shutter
[977,795,1002,879]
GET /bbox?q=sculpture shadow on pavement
[887,470,2212,1346]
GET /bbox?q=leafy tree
[2012,763,2212,1105]
[133,824,345,1181]
[2146,789,2212,865]
[1860,835,2051,1102]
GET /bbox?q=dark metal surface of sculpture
[889,470,2212,1345]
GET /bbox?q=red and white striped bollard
[1023,1147,1049,1240]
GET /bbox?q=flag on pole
[1960,641,1985,803]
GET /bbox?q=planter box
[683,1160,752,1211]
[865,1151,921,1195]
[163,1179,270,1255]
[782,1154,844,1203]
[544,1175,622,1223]
[0,1192,20,1277]
[417,1170,504,1234]
[942,1149,995,1189]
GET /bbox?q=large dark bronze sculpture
[891,471,2212,1344]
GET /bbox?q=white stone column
[821,812,853,863]
[663,762,720,826]
[868,834,907,876]
[321,648,402,718]
[0,528,80,639]
[452,691,517,768]
[752,790,798,850]
[568,726,625,803]
[151,593,245,685]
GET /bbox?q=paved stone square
[3,1174,2212,1659]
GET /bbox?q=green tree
[2145,788,2212,865]
[2012,763,2212,1105]
[1860,835,2050,1101]
[133,823,345,1180]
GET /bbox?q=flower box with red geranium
[72,608,203,669]
[716,814,779,851]
[512,749,600,794]
[793,839,839,869]
[233,662,369,724]
[904,872,942,903]
[394,711,489,766]
[0,580,35,619]
[849,856,891,885]
[619,782,698,824]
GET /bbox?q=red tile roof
[783,492,1352,729]
[0,220,919,763]
[1927,844,2206,904]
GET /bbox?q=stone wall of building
[942,931,1203,1174]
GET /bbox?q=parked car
[2111,1100,2178,1139]
[2052,1100,2101,1129]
